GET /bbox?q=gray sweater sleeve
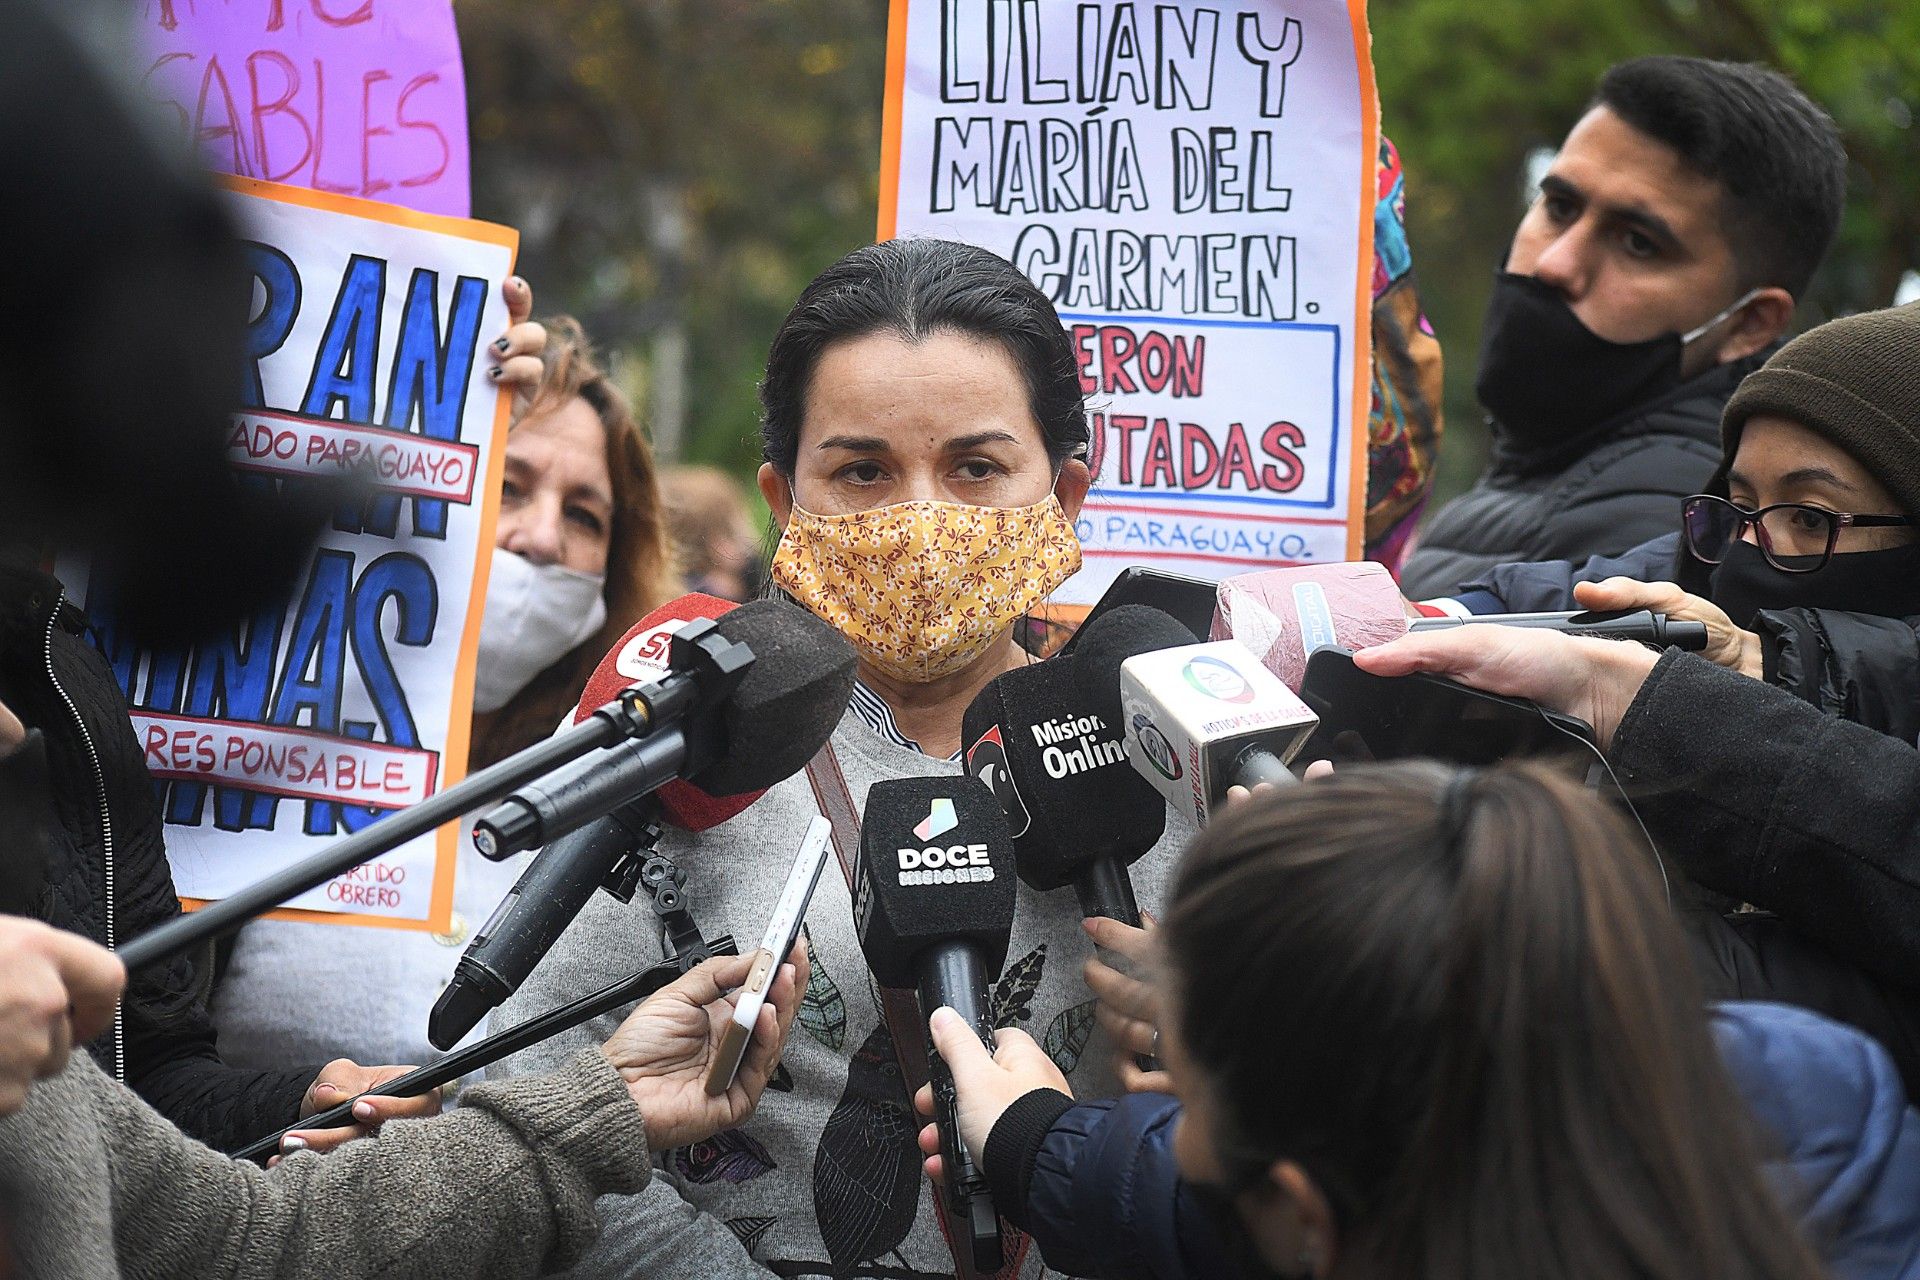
[101,1046,653,1280]
[557,1179,774,1278]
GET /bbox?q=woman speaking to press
[492,239,1190,1279]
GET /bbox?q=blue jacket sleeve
[1458,533,1683,613]
[1713,1001,1920,1280]
[984,1090,1238,1280]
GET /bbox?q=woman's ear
[758,463,794,528]
[1242,1161,1338,1279]
[1054,458,1092,522]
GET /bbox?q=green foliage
[459,1,1917,506]
[1373,0,1920,500]
[459,0,888,473]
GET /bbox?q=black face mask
[1707,538,1920,629]
[1475,272,1748,448]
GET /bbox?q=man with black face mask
[1453,301,1920,748]
[1397,56,1847,600]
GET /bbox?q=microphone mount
[120,616,752,973]
[234,846,737,1162]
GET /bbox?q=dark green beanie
[1721,300,1920,519]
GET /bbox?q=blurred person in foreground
[661,463,765,602]
[211,312,680,1080]
[922,764,1919,1280]
[0,902,804,1280]
[1399,56,1846,598]
[0,0,539,1155]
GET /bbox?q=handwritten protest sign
[60,178,515,928]
[881,0,1377,601]
[139,0,471,218]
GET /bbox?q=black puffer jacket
[0,563,317,1150]
[1463,532,1920,744]
[1398,348,1774,599]
[1613,653,1920,1097]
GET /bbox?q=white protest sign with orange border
[880,0,1377,602]
[59,177,515,930]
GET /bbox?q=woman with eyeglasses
[1411,301,1920,1094]
[1440,301,1920,746]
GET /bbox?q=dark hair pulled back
[758,238,1088,474]
[1163,761,1824,1280]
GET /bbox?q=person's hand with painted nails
[273,1062,442,1160]
[487,276,547,403]
[912,1008,1072,1182]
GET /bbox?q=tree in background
[459,0,1916,509]
[460,0,886,481]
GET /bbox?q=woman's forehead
[1732,414,1878,496]
[799,330,1045,453]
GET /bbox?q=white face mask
[472,549,608,713]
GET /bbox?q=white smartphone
[704,814,834,1096]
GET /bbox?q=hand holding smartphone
[704,815,833,1096]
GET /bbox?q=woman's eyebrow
[946,430,1021,451]
[1775,465,1859,494]
[814,434,892,453]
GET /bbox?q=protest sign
[881,0,1377,602]
[59,177,515,929]
[139,0,471,217]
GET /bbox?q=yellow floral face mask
[770,495,1082,683]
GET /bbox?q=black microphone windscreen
[855,777,1016,988]
[696,598,858,795]
[1071,605,1201,729]
[962,658,1165,892]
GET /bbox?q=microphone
[473,596,857,858]
[428,596,856,1047]
[1214,565,1709,693]
[961,654,1166,924]
[430,800,661,1049]
[1213,562,1410,691]
[1408,608,1709,649]
[854,776,1014,1273]
[1074,606,1318,828]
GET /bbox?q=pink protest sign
[139,0,471,218]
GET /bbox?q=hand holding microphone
[1080,914,1175,1095]
[855,776,1017,1273]
[1570,578,1762,678]
[912,1011,1071,1183]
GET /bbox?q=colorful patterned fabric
[770,496,1082,683]
[1364,135,1446,571]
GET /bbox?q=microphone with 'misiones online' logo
[854,776,1013,1273]
[962,652,1169,926]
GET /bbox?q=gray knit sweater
[491,710,1191,1279]
[0,1045,651,1279]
